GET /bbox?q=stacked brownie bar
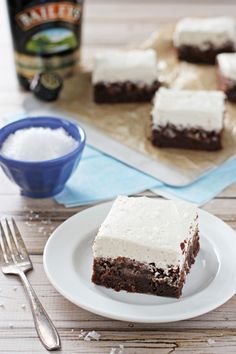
[92,49,160,103]
[151,88,225,150]
[173,17,236,64]
[217,53,236,102]
[92,196,200,298]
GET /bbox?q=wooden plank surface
[1,0,236,353]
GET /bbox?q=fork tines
[0,218,29,264]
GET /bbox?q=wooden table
[1,1,236,353]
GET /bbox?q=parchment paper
[55,24,236,185]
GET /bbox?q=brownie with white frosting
[151,88,225,151]
[173,17,236,64]
[217,53,236,102]
[92,196,200,298]
[92,49,161,103]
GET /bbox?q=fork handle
[19,271,61,351]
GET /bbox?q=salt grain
[109,345,125,354]
[83,336,91,342]
[110,349,117,354]
[207,338,215,345]
[77,329,101,341]
[84,331,101,341]
[13,286,18,291]
[78,330,86,339]
[21,304,26,310]
[0,127,79,162]
[118,345,125,354]
[0,303,4,308]
[9,323,14,329]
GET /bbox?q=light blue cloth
[55,145,159,206]
[151,155,236,205]
[55,145,236,207]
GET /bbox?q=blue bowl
[0,116,86,198]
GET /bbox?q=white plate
[43,201,236,323]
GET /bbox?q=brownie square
[92,49,161,103]
[151,88,225,151]
[92,196,200,298]
[173,17,236,64]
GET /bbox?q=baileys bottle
[6,0,83,90]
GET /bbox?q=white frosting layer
[93,196,198,270]
[217,53,236,80]
[151,88,225,131]
[92,49,158,84]
[173,17,236,50]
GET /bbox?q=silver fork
[0,218,61,351]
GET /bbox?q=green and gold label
[15,49,80,80]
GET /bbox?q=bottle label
[16,2,81,30]
[8,1,83,82]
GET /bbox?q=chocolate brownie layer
[94,80,160,104]
[92,229,199,298]
[151,124,222,151]
[177,43,234,64]
[225,88,236,102]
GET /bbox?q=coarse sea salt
[110,347,125,354]
[84,331,101,341]
[0,127,79,162]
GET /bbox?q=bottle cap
[30,72,63,101]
